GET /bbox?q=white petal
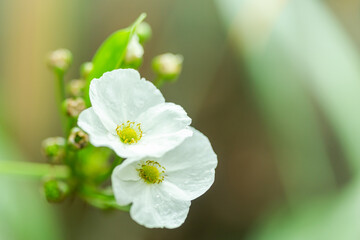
[89,69,164,132]
[132,102,193,158]
[112,159,143,205]
[159,128,217,200]
[77,107,119,147]
[112,159,191,228]
[130,183,191,229]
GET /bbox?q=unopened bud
[123,35,143,68]
[42,137,66,163]
[136,22,152,44]
[152,53,183,80]
[47,48,72,72]
[68,79,86,97]
[68,127,89,149]
[80,62,93,79]
[76,147,111,183]
[43,179,69,203]
[63,97,86,118]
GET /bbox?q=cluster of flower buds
[42,49,92,203]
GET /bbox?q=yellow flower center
[116,121,143,144]
[137,160,165,184]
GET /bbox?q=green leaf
[84,13,146,105]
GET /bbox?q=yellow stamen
[116,121,142,144]
[137,160,165,184]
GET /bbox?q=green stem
[0,161,71,179]
[80,186,130,211]
[129,13,147,34]
[55,70,66,103]
[54,70,69,136]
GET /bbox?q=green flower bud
[68,79,86,97]
[47,48,72,72]
[152,53,183,80]
[76,147,112,183]
[42,137,66,163]
[80,62,93,80]
[68,127,89,149]
[43,179,69,203]
[63,97,86,118]
[123,35,143,68]
[136,22,152,44]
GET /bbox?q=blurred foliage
[249,180,360,240]
[216,0,360,239]
[0,127,62,240]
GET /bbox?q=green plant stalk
[56,70,66,104]
[54,70,70,136]
[79,186,130,212]
[0,161,71,179]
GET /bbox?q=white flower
[111,128,217,228]
[124,35,144,64]
[78,69,192,158]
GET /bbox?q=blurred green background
[1,0,360,239]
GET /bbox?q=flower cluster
[79,69,217,228]
[40,14,217,229]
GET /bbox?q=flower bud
[76,147,111,183]
[43,179,69,203]
[63,97,86,118]
[42,137,66,163]
[68,127,89,149]
[123,35,143,68]
[47,48,72,72]
[68,79,86,97]
[80,62,93,79]
[152,53,183,80]
[136,22,152,44]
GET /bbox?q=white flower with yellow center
[112,128,217,228]
[78,69,192,158]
